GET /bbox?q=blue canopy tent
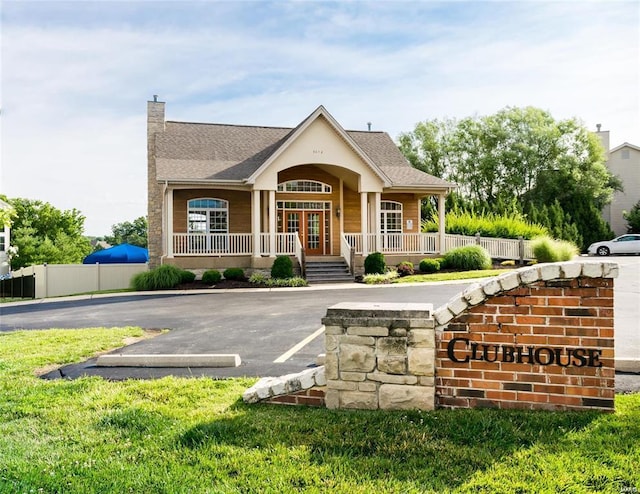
[83,243,149,264]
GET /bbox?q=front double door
[282,210,324,256]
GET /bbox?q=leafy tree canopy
[103,216,148,248]
[1,196,92,269]
[399,107,620,250]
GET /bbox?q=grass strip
[0,328,638,493]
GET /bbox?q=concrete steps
[305,257,353,284]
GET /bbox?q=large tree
[103,216,148,248]
[398,107,621,249]
[1,196,92,269]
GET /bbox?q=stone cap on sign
[432,260,619,329]
[323,302,433,328]
[324,302,433,320]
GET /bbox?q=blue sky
[2,0,638,236]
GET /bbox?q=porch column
[360,191,368,256]
[438,193,446,254]
[268,189,276,257]
[374,192,381,253]
[166,187,174,258]
[252,190,261,258]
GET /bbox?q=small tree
[104,217,148,247]
[623,201,640,233]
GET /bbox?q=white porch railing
[173,233,299,256]
[173,233,253,256]
[344,232,534,260]
[173,232,533,260]
[259,233,298,256]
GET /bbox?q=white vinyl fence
[10,263,148,299]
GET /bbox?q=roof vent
[153,95,158,103]
[596,123,601,132]
[367,122,372,131]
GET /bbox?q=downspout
[160,180,168,265]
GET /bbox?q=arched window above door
[277,180,331,193]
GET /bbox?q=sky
[1,0,638,237]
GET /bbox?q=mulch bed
[175,279,266,290]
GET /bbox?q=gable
[251,114,386,192]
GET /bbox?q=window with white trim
[188,198,228,234]
[277,180,331,193]
[381,201,403,234]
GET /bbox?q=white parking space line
[274,326,325,363]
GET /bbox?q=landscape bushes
[422,210,547,240]
[419,258,441,273]
[202,269,222,284]
[131,264,185,291]
[442,245,492,271]
[364,252,386,275]
[271,256,294,279]
[223,267,245,281]
[532,236,579,263]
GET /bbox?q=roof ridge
[165,120,294,131]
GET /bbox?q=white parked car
[587,234,640,256]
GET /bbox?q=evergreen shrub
[180,270,196,283]
[364,252,386,275]
[419,258,441,273]
[202,270,222,284]
[443,245,492,271]
[271,255,294,279]
[223,268,245,281]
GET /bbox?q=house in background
[147,100,455,279]
[0,198,12,277]
[596,126,640,236]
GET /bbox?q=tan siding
[173,189,252,233]
[343,186,361,232]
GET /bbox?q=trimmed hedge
[364,252,386,275]
[223,267,245,281]
[202,270,222,284]
[271,256,294,279]
[419,258,441,273]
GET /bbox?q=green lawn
[1,328,638,493]
[393,269,505,283]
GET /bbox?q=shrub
[271,255,294,279]
[249,272,268,284]
[265,277,308,287]
[223,267,245,281]
[396,261,414,277]
[202,269,222,284]
[130,264,183,291]
[422,210,547,240]
[419,258,441,273]
[532,236,579,263]
[443,245,492,271]
[363,270,399,284]
[180,270,196,283]
[364,252,386,275]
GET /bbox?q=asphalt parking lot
[2,257,638,391]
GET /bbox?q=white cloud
[1,0,638,236]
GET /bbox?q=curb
[96,353,241,368]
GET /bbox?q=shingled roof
[153,108,456,190]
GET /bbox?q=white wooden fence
[9,263,148,299]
